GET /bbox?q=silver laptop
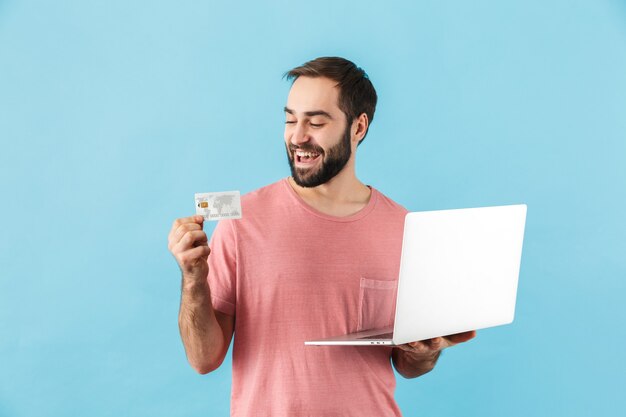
[305,204,527,346]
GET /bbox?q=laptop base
[305,326,396,346]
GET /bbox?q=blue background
[1,0,625,416]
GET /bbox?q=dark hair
[283,57,377,144]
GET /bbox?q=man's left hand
[396,330,477,357]
[392,330,477,378]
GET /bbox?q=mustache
[288,144,324,154]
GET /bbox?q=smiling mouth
[295,150,321,164]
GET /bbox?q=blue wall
[1,1,624,416]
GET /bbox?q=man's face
[284,76,353,188]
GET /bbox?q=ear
[352,113,369,145]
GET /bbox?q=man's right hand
[168,215,212,283]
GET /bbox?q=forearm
[392,347,441,379]
[178,278,226,374]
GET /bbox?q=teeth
[296,151,319,158]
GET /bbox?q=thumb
[195,215,205,228]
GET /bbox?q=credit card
[195,191,242,221]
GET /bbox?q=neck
[288,159,372,217]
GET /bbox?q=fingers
[397,341,432,354]
[444,330,477,345]
[169,216,204,238]
[426,337,446,350]
[172,222,203,244]
[178,245,212,267]
[398,334,466,355]
[171,230,208,254]
[171,216,204,232]
[168,216,205,251]
[172,215,204,229]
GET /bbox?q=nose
[288,121,310,146]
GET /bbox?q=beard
[285,124,352,188]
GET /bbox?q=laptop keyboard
[358,332,394,340]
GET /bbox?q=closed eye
[285,121,324,128]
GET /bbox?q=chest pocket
[357,277,398,332]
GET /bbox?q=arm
[169,216,234,374]
[392,331,477,379]
[178,278,234,374]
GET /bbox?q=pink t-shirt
[207,178,408,417]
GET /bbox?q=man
[168,57,476,416]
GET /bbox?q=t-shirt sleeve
[207,220,237,316]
